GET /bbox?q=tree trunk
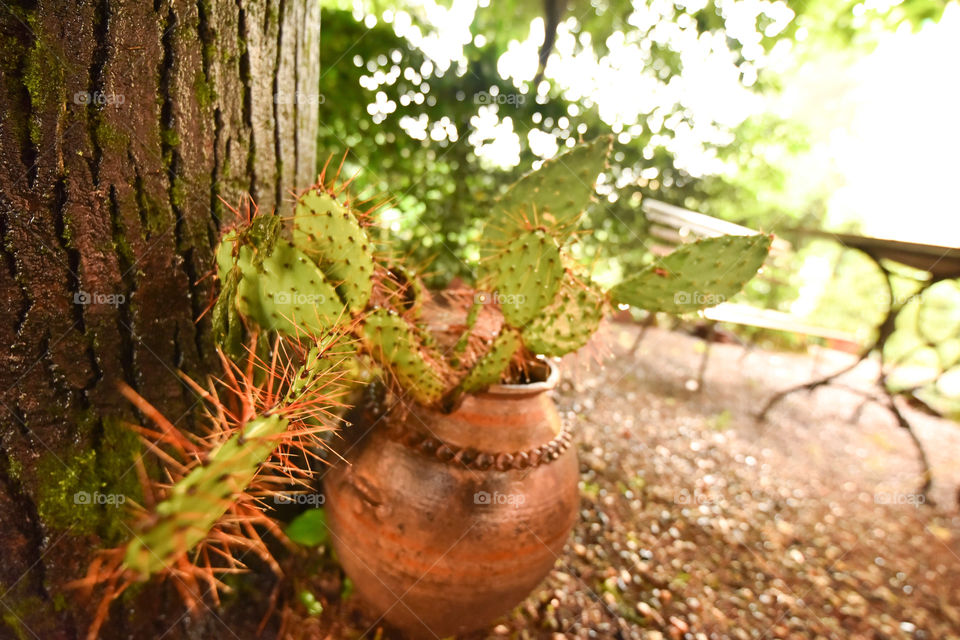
[0,1,319,637]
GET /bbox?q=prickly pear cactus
[522,273,605,357]
[610,234,772,314]
[292,187,374,312]
[235,240,346,336]
[491,229,565,327]
[458,328,520,393]
[383,264,425,316]
[362,308,448,404]
[124,413,289,577]
[489,135,612,243]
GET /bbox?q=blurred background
[317,0,960,418]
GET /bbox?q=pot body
[324,382,579,638]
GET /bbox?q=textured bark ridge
[0,1,319,636]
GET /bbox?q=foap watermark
[74,290,126,307]
[674,491,723,506]
[674,291,724,307]
[474,290,526,307]
[875,492,925,508]
[474,91,525,107]
[474,490,525,508]
[274,492,325,507]
[74,491,126,506]
[74,91,125,106]
[274,91,326,105]
[274,292,327,305]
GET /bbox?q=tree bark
[0,1,319,637]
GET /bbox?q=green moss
[170,175,187,210]
[0,31,31,148]
[23,26,65,144]
[2,597,41,640]
[34,416,141,543]
[193,70,217,110]
[51,593,68,612]
[35,447,100,535]
[203,43,217,67]
[7,457,22,481]
[160,127,180,149]
[98,418,143,542]
[135,184,170,236]
[95,120,129,152]
[0,580,65,638]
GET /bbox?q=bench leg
[695,322,716,393]
[628,313,657,357]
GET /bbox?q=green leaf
[285,508,330,547]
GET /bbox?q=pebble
[297,329,960,639]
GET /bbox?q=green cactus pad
[492,229,565,327]
[459,328,520,393]
[237,240,346,335]
[522,273,605,356]
[215,229,239,277]
[124,414,289,577]
[212,231,245,356]
[292,188,374,312]
[610,234,772,314]
[383,264,425,317]
[452,298,484,359]
[488,135,612,244]
[362,309,448,405]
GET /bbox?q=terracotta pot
[324,361,579,637]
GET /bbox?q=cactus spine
[75,332,354,639]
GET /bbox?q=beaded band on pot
[399,426,573,471]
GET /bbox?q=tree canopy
[317,0,951,285]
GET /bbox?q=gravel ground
[288,324,960,639]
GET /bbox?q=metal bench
[632,200,960,501]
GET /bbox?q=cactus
[123,413,290,578]
[235,239,346,335]
[292,187,375,312]
[490,229,565,327]
[489,135,612,243]
[458,328,521,393]
[522,272,605,357]
[213,138,771,405]
[362,308,449,405]
[74,333,353,639]
[610,234,772,314]
[382,264,425,316]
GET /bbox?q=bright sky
[802,5,960,247]
[369,0,960,248]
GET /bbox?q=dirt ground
[299,323,960,639]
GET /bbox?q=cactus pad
[292,188,374,312]
[522,273,605,356]
[362,309,448,405]
[491,229,565,327]
[610,234,772,314]
[124,414,289,577]
[489,135,612,243]
[237,240,346,335]
[458,328,520,393]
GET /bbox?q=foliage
[317,2,947,290]
[286,508,331,547]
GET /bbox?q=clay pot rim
[485,358,558,396]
